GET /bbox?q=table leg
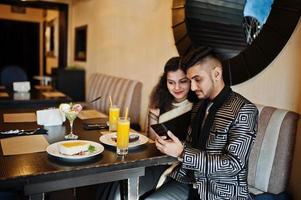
[128,176,139,200]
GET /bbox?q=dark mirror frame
[172,0,301,85]
[74,25,87,62]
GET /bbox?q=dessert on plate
[58,141,90,155]
[111,133,139,143]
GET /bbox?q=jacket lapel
[192,86,232,150]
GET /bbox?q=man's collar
[210,85,232,106]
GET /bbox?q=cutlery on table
[89,96,102,103]
[0,128,41,135]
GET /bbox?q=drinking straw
[109,95,113,107]
[124,107,129,119]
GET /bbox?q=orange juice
[116,117,130,155]
[109,106,120,132]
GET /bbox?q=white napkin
[37,108,65,126]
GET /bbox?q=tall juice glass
[116,117,130,155]
[109,105,120,132]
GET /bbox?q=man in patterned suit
[144,47,258,200]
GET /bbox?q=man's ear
[214,66,222,81]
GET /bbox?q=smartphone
[83,122,108,130]
[150,123,170,139]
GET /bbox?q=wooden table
[0,86,72,109]
[0,108,176,200]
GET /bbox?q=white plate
[46,140,104,161]
[99,132,149,149]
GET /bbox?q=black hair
[180,46,222,73]
[149,57,197,111]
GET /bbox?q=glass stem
[69,120,74,134]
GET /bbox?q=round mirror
[172,0,301,85]
[243,0,274,44]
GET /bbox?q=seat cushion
[86,73,142,127]
[251,192,291,200]
[248,105,299,194]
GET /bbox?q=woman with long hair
[96,57,196,200]
[147,56,197,141]
[139,57,197,198]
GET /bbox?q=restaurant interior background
[0,0,300,199]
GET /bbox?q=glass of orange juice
[109,105,120,132]
[116,117,130,155]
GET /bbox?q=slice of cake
[111,134,139,143]
[59,141,89,155]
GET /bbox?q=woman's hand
[155,131,184,158]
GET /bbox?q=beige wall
[69,0,178,127]
[232,20,301,114]
[0,4,44,75]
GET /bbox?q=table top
[0,108,175,189]
[0,86,72,108]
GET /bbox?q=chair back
[87,73,142,128]
[1,65,28,87]
[248,105,299,195]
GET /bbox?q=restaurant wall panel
[68,0,178,129]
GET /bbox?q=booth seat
[153,104,299,200]
[86,73,142,130]
[248,104,299,199]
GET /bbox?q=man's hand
[155,131,184,158]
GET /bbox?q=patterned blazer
[170,89,258,200]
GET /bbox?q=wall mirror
[172,0,301,85]
[45,19,56,57]
[242,0,274,44]
[74,25,87,61]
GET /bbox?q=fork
[21,128,41,135]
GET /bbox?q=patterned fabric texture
[86,73,142,126]
[248,105,299,195]
[170,91,258,200]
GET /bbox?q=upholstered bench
[86,73,142,130]
[154,104,299,200]
[248,105,300,199]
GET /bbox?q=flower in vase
[59,103,82,114]
[72,104,83,113]
[59,103,71,113]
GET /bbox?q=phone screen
[83,122,108,130]
[150,123,170,138]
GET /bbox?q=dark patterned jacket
[170,87,258,200]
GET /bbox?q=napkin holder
[37,108,66,126]
[13,81,31,92]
